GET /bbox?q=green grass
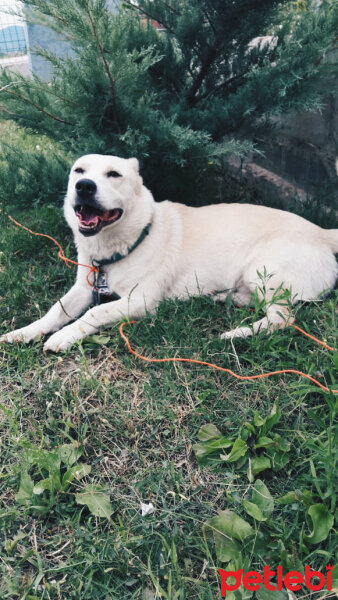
[0,194,337,599]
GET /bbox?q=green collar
[92,222,151,268]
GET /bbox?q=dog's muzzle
[74,179,123,236]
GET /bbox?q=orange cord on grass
[6,214,98,286]
[5,212,338,393]
[291,324,334,352]
[119,321,337,394]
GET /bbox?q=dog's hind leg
[220,274,295,340]
[220,302,294,339]
[211,282,252,306]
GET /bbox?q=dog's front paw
[0,323,43,344]
[43,324,85,353]
[220,326,252,340]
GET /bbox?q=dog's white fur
[1,154,337,352]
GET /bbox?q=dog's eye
[107,170,122,178]
[74,167,85,174]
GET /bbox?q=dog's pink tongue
[80,214,100,226]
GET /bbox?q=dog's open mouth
[75,204,123,235]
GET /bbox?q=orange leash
[119,321,337,394]
[291,324,334,352]
[6,214,98,286]
[4,212,338,393]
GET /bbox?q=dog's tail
[324,229,338,254]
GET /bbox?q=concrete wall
[27,0,117,80]
[0,0,32,77]
[27,24,70,80]
[0,53,31,76]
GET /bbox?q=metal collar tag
[93,267,120,305]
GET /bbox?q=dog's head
[65,154,143,237]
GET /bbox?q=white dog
[1,154,337,352]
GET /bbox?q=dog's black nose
[75,179,97,198]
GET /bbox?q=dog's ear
[128,158,139,173]
[129,157,143,193]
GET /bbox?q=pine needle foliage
[0,0,337,205]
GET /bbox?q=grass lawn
[0,186,337,598]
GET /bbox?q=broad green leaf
[220,438,248,463]
[247,455,270,481]
[236,454,249,469]
[261,402,281,435]
[193,445,219,466]
[15,472,46,511]
[26,448,62,491]
[59,442,83,467]
[278,490,313,506]
[267,449,289,472]
[62,463,91,490]
[272,434,291,452]
[193,436,233,465]
[251,480,274,518]
[197,423,222,441]
[277,491,298,504]
[50,472,62,492]
[242,500,266,521]
[75,484,113,519]
[33,478,52,495]
[243,421,256,435]
[197,437,233,451]
[240,427,250,441]
[207,510,255,543]
[27,448,61,473]
[253,412,266,427]
[304,504,334,544]
[252,402,281,436]
[254,436,274,449]
[15,472,34,505]
[213,532,242,562]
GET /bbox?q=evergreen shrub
[0,0,337,207]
